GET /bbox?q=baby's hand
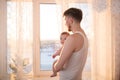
[52,54,56,58]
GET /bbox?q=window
[33,1,92,77]
[40,4,62,70]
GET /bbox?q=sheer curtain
[111,0,120,80]
[7,0,33,79]
[90,0,112,80]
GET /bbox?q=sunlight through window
[40,4,62,70]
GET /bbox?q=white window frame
[33,0,57,76]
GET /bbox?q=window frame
[33,0,57,76]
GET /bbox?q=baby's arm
[50,60,58,77]
[52,47,62,58]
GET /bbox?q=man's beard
[68,26,72,32]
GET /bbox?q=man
[53,8,88,80]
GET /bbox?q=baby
[50,32,70,77]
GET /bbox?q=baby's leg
[50,60,57,77]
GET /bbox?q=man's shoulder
[65,34,75,43]
[70,33,83,38]
[67,34,75,39]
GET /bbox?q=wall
[0,0,8,80]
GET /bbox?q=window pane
[40,4,62,70]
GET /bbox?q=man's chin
[68,29,71,32]
[68,26,71,31]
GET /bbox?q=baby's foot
[50,73,57,77]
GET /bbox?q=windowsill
[34,76,59,80]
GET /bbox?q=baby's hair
[61,32,70,36]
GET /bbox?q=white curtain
[111,0,120,80]
[7,0,33,79]
[90,0,112,80]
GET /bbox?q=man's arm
[53,35,75,72]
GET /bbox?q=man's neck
[71,22,82,33]
[72,26,82,33]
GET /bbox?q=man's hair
[63,8,83,23]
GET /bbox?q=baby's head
[60,32,70,45]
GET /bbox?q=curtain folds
[91,0,112,79]
[7,0,33,79]
[111,0,120,80]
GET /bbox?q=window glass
[40,4,62,70]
